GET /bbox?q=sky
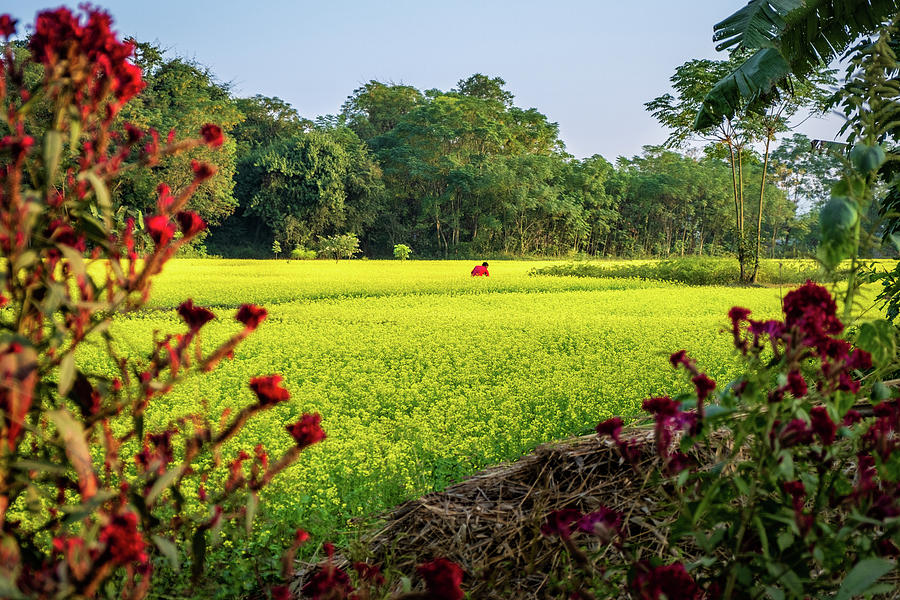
[12,0,844,160]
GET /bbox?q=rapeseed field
[75,259,869,590]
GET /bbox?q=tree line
[12,40,840,260]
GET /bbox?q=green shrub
[531,257,824,286]
[291,246,317,260]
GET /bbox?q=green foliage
[272,239,281,258]
[290,246,317,260]
[319,232,361,260]
[696,0,900,128]
[97,259,803,595]
[532,257,825,285]
[393,244,412,260]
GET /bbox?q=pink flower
[249,375,290,406]
[416,558,464,600]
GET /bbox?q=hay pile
[358,429,682,598]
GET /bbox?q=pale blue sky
[12,1,842,160]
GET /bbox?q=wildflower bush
[0,8,327,597]
[538,22,900,599]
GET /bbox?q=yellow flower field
[74,258,881,590]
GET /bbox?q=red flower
[416,558,464,600]
[776,419,814,448]
[728,306,751,323]
[176,211,206,237]
[786,370,807,397]
[596,416,623,440]
[353,562,385,586]
[577,507,622,542]
[630,562,702,600]
[783,280,843,345]
[236,304,268,329]
[691,373,716,403]
[642,396,680,417]
[270,585,291,600]
[783,480,806,500]
[191,159,216,182]
[200,123,224,147]
[99,511,147,565]
[540,508,582,538]
[810,406,837,446]
[177,299,215,331]
[295,528,310,544]
[146,215,176,247]
[302,564,353,600]
[249,375,290,406]
[286,413,326,449]
[0,15,18,38]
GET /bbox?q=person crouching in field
[471,262,489,277]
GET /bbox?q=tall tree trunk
[751,131,772,283]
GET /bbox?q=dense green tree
[115,42,242,229]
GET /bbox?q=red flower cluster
[302,563,352,600]
[176,299,215,331]
[416,557,464,600]
[286,413,326,448]
[236,304,268,329]
[146,215,176,247]
[176,211,205,237]
[249,374,290,406]
[191,159,216,182]
[783,280,843,345]
[99,511,147,565]
[353,561,385,586]
[0,14,16,38]
[596,416,623,441]
[30,7,144,113]
[630,561,702,600]
[540,508,583,538]
[200,124,224,147]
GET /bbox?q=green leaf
[80,171,112,226]
[712,0,802,52]
[695,48,792,130]
[58,353,76,397]
[776,530,794,551]
[835,558,895,600]
[765,586,785,600]
[42,130,63,188]
[146,466,184,505]
[856,320,896,368]
[152,535,180,571]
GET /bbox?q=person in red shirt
[471,262,489,277]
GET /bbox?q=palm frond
[713,0,803,52]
